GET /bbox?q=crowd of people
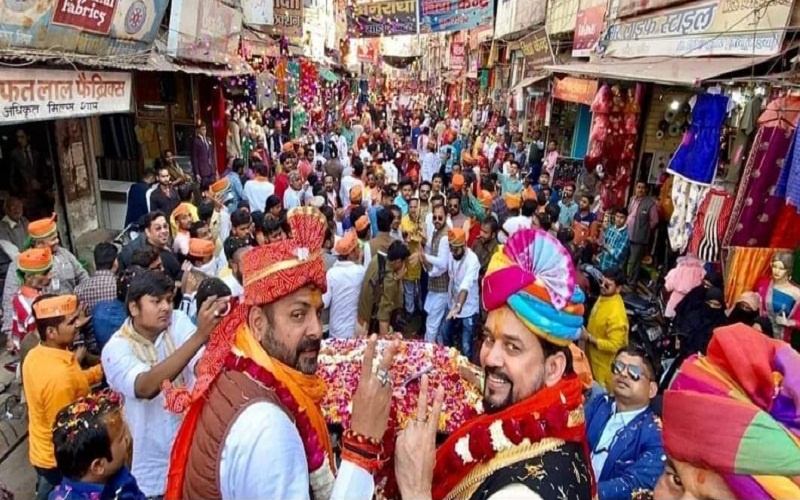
[0,103,797,500]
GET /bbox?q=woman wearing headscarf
[725,291,761,327]
[657,324,800,499]
[673,269,724,319]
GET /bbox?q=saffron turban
[354,215,370,232]
[28,214,57,240]
[242,207,327,306]
[172,203,193,219]
[18,248,52,274]
[452,174,465,192]
[210,178,230,195]
[479,190,493,209]
[663,324,800,499]
[349,186,363,204]
[482,228,585,346]
[448,228,466,247]
[334,229,358,256]
[504,194,521,210]
[188,238,215,259]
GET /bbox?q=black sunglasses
[611,360,648,382]
[433,215,445,221]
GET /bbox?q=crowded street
[0,0,799,498]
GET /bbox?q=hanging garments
[668,176,709,253]
[775,119,800,210]
[668,93,730,185]
[688,189,735,263]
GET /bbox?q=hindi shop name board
[572,0,606,57]
[518,28,554,78]
[553,76,598,106]
[167,0,243,64]
[0,70,132,124]
[601,0,793,58]
[273,0,304,38]
[0,0,168,56]
[418,0,493,34]
[347,0,417,38]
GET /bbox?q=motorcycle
[622,274,667,372]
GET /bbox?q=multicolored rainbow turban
[663,324,800,499]
[242,206,328,306]
[482,228,585,346]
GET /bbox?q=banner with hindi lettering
[0,69,132,125]
[518,28,554,78]
[0,0,167,56]
[450,41,465,69]
[347,0,417,38]
[572,0,606,57]
[273,0,304,37]
[601,0,793,58]
[418,0,493,34]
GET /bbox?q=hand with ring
[349,334,399,441]
[395,374,444,500]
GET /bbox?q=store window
[0,121,58,219]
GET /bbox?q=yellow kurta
[23,344,103,468]
[586,294,629,391]
[400,214,424,281]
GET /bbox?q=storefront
[0,68,134,253]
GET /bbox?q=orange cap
[282,141,295,153]
[448,228,466,247]
[334,230,358,256]
[28,213,57,240]
[349,186,363,204]
[504,193,522,210]
[189,238,215,258]
[354,215,370,232]
[172,202,193,219]
[210,178,230,194]
[18,247,53,274]
[33,294,78,320]
[452,174,465,191]
[479,190,493,209]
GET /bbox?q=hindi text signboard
[519,28,554,78]
[572,0,606,56]
[418,0,493,34]
[602,0,793,58]
[347,0,417,37]
[273,0,304,37]
[553,76,598,105]
[0,69,132,124]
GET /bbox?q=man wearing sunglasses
[586,348,665,500]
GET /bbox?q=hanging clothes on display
[668,176,709,253]
[723,246,778,307]
[724,126,794,247]
[687,188,735,263]
[770,204,800,250]
[726,96,762,184]
[775,118,800,209]
[668,93,730,185]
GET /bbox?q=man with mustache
[394,228,593,500]
[165,207,399,499]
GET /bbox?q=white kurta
[220,402,375,499]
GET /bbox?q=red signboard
[572,0,606,57]
[553,76,599,106]
[52,0,118,34]
[450,41,465,70]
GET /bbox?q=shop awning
[545,56,772,87]
[320,68,339,82]
[510,74,548,93]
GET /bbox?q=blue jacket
[585,395,665,500]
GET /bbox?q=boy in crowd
[49,390,144,500]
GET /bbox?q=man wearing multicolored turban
[166,207,400,500]
[2,214,87,342]
[394,228,593,500]
[657,324,800,500]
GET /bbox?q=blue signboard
[418,0,492,34]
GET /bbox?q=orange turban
[349,186,363,204]
[28,214,57,240]
[334,230,358,256]
[479,190,493,209]
[18,248,52,274]
[33,294,78,320]
[354,215,370,232]
[173,203,193,219]
[189,238,215,259]
[452,174,465,192]
[504,194,521,210]
[282,141,295,153]
[523,186,537,201]
[242,207,328,306]
[448,228,466,247]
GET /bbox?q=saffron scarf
[663,324,800,499]
[432,375,588,500]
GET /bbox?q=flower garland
[225,354,336,499]
[432,375,588,500]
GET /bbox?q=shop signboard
[608,0,686,19]
[0,0,167,56]
[167,0,243,64]
[273,0,304,37]
[546,0,580,35]
[0,69,132,124]
[347,0,417,37]
[519,28,554,78]
[494,0,546,39]
[356,39,379,64]
[450,41,465,69]
[572,0,606,56]
[242,0,275,26]
[553,76,598,105]
[469,24,493,49]
[241,32,280,58]
[602,0,793,58]
[418,0,493,34]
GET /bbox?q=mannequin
[756,252,800,341]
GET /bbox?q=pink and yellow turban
[663,324,800,499]
[482,228,584,346]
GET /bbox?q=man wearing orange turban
[166,207,400,500]
[441,228,481,360]
[324,230,366,339]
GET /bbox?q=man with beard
[447,191,467,229]
[441,228,480,360]
[323,174,341,209]
[420,204,451,343]
[394,227,593,500]
[117,211,182,280]
[165,207,398,499]
[582,267,629,391]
